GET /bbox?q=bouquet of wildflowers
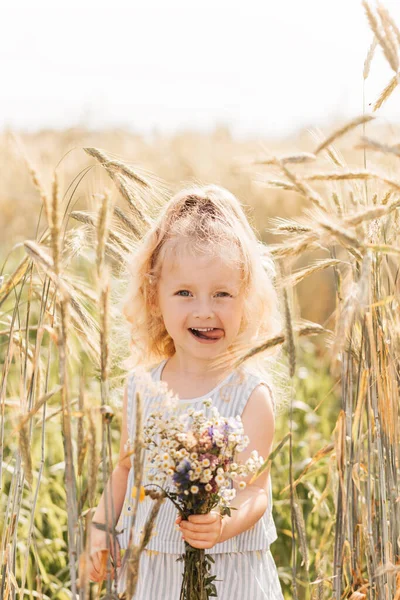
[143,398,263,600]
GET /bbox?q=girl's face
[156,248,245,361]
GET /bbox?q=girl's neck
[160,354,236,400]
[165,353,232,378]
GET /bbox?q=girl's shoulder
[125,360,167,398]
[227,366,276,415]
[126,359,162,380]
[124,360,167,427]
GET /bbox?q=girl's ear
[152,301,162,317]
[145,273,161,314]
[150,289,162,317]
[145,273,155,285]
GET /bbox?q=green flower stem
[178,542,217,599]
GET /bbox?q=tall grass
[247,5,400,597]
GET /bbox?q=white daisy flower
[215,475,225,486]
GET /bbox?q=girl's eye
[215,292,232,298]
[176,290,192,297]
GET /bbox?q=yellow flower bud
[131,485,146,502]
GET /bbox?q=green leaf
[206,555,215,564]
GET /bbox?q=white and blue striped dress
[116,359,284,599]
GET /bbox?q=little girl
[83,185,284,599]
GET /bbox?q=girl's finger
[180,521,215,532]
[188,513,215,524]
[89,554,100,575]
[89,559,114,582]
[90,553,104,578]
[182,538,212,550]
[183,531,211,542]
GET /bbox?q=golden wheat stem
[252,152,316,165]
[373,74,399,111]
[284,259,343,287]
[314,115,375,154]
[71,210,131,253]
[51,172,61,277]
[96,191,111,279]
[355,135,400,158]
[364,36,378,79]
[363,1,399,72]
[376,4,400,70]
[275,159,327,212]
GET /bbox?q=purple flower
[173,458,191,488]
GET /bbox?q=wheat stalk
[84,147,153,227]
[373,73,399,111]
[113,205,141,237]
[70,210,131,254]
[304,169,400,193]
[84,147,151,188]
[355,135,400,158]
[364,36,378,79]
[376,4,400,70]
[96,191,112,279]
[267,216,313,235]
[283,259,343,287]
[314,115,375,155]
[255,178,298,192]
[50,172,61,276]
[252,152,317,165]
[362,1,399,72]
[343,198,400,227]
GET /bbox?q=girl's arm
[178,384,275,548]
[79,384,132,583]
[91,383,132,529]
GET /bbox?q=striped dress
[116,359,284,599]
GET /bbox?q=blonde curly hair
[121,183,282,378]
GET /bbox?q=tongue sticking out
[192,328,224,340]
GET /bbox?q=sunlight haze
[2,0,400,139]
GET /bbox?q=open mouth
[188,327,224,341]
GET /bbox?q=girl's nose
[192,301,215,320]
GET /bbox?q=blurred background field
[3,120,394,323]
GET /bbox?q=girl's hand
[77,527,121,586]
[175,512,225,549]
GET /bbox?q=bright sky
[1,0,399,139]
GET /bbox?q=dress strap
[236,373,276,417]
[126,370,137,442]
